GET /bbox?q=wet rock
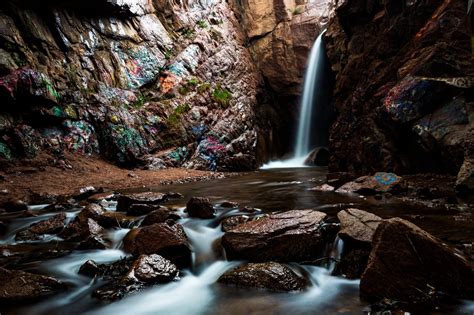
[124,223,191,267]
[310,184,335,192]
[326,172,357,189]
[125,254,178,283]
[0,268,65,303]
[79,260,103,277]
[15,212,66,241]
[93,281,143,301]
[98,211,136,228]
[127,204,161,216]
[333,209,382,279]
[116,192,170,212]
[219,262,307,292]
[141,208,181,226]
[360,218,474,303]
[77,235,109,250]
[59,217,104,242]
[221,215,251,232]
[337,209,382,244]
[87,192,116,203]
[2,199,28,212]
[222,210,327,262]
[74,186,102,201]
[304,147,330,166]
[186,197,215,219]
[336,173,402,195]
[220,201,239,208]
[77,203,105,222]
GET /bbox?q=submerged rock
[186,197,215,219]
[222,209,327,262]
[218,262,307,291]
[15,212,66,241]
[124,223,191,267]
[0,268,65,303]
[360,218,474,303]
[336,173,402,195]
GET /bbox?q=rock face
[124,223,191,267]
[218,262,307,291]
[0,268,64,303]
[222,209,327,262]
[186,197,215,219]
[0,0,279,171]
[360,218,474,303]
[325,0,474,176]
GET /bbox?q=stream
[1,167,474,315]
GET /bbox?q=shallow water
[1,167,473,315]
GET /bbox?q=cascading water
[262,30,328,169]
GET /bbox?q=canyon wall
[325,0,473,187]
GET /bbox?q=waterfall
[294,30,326,158]
[261,30,328,169]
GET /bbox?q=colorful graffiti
[374,172,398,185]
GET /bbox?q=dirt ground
[0,153,233,205]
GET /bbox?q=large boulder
[123,222,191,267]
[336,173,402,195]
[360,218,474,303]
[141,208,181,226]
[0,268,65,303]
[218,262,307,291]
[222,210,327,262]
[304,147,330,166]
[186,197,215,219]
[333,209,382,279]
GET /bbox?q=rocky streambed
[0,167,473,314]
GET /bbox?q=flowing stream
[2,168,474,315]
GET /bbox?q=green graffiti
[0,142,12,160]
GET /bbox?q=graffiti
[383,76,435,123]
[374,172,398,186]
[168,146,188,161]
[62,120,99,155]
[0,142,12,160]
[0,68,59,103]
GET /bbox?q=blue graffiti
[374,173,397,185]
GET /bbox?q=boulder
[98,211,136,228]
[222,210,327,262]
[218,262,307,291]
[304,147,330,166]
[123,223,191,267]
[124,254,178,283]
[15,212,66,241]
[0,268,65,303]
[220,201,239,208]
[116,192,170,212]
[333,209,382,279]
[337,209,382,244]
[141,208,181,226]
[87,192,116,203]
[2,199,28,212]
[186,197,215,219]
[59,217,104,243]
[73,186,102,201]
[309,184,335,192]
[360,218,474,303]
[127,204,162,216]
[336,173,402,195]
[456,157,474,192]
[78,259,103,277]
[76,203,105,222]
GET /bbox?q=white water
[262,31,326,169]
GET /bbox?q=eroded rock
[222,209,327,262]
[218,262,307,291]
